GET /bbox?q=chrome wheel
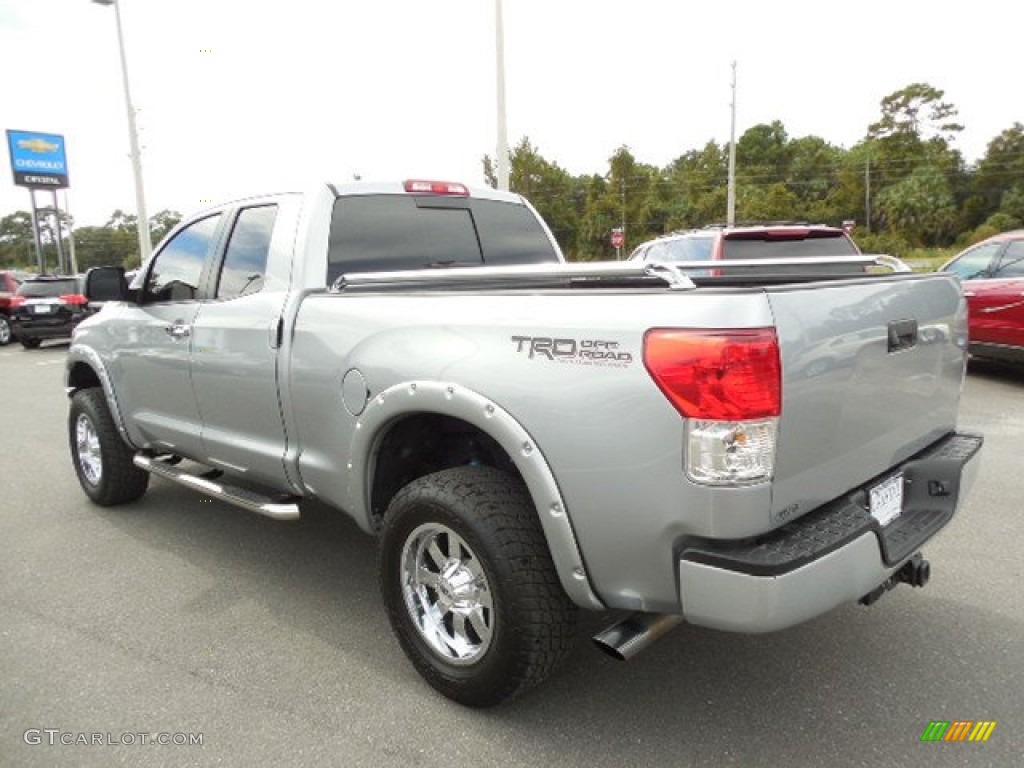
[400,522,493,665]
[75,413,103,486]
[0,317,10,345]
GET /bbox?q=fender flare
[347,380,605,611]
[65,345,139,450]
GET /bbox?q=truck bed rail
[330,254,910,294]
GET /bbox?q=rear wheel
[69,388,149,506]
[0,316,11,345]
[20,337,41,349]
[379,467,577,707]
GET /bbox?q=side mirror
[84,266,130,303]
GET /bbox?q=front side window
[144,215,221,303]
[944,242,1002,281]
[665,237,715,263]
[992,240,1024,278]
[217,206,277,298]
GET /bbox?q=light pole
[726,61,737,226]
[494,0,510,191]
[93,0,152,260]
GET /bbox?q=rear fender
[348,380,604,610]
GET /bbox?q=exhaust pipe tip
[592,613,685,662]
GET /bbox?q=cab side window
[216,205,277,299]
[945,242,1001,281]
[143,215,222,303]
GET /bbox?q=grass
[897,248,956,273]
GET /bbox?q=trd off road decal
[511,335,633,367]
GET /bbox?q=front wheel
[69,388,149,506]
[0,316,11,345]
[20,337,41,349]
[379,467,577,707]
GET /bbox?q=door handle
[165,322,191,340]
[963,291,975,297]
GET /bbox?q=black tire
[379,466,577,707]
[0,315,11,346]
[69,388,149,506]
[20,337,42,349]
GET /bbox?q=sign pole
[51,189,66,274]
[63,189,78,275]
[28,190,45,273]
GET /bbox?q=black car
[9,275,93,349]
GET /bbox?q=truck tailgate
[766,273,966,525]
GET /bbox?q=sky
[0,0,1018,228]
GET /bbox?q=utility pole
[726,61,737,226]
[864,157,871,234]
[494,0,510,191]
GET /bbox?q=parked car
[0,269,26,346]
[629,223,865,277]
[9,275,91,349]
[940,230,1024,364]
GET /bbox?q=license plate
[31,304,54,314]
[869,473,903,527]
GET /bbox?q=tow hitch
[859,552,931,606]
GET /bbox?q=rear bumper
[12,316,80,341]
[677,431,983,632]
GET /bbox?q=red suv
[0,270,26,346]
[628,223,864,276]
[940,230,1024,364]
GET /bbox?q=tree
[576,146,662,259]
[874,166,957,246]
[105,209,138,232]
[971,123,1024,225]
[737,121,793,186]
[664,140,728,229]
[868,82,963,146]
[787,136,843,223]
[0,211,35,267]
[149,209,183,243]
[73,225,136,270]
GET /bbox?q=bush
[855,232,911,258]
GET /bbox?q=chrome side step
[133,454,301,521]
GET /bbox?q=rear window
[17,278,80,298]
[721,231,862,274]
[327,194,558,285]
[722,232,858,260]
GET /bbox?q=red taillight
[403,179,469,196]
[60,293,89,306]
[9,296,26,308]
[643,328,781,420]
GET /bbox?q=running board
[133,454,301,521]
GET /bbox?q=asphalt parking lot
[2,343,1021,768]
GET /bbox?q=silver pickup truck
[67,180,982,706]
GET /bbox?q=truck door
[113,213,224,458]
[189,201,295,488]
